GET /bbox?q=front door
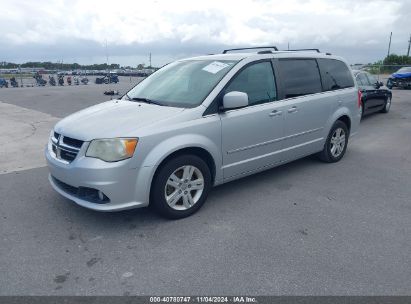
[366,73,387,108]
[220,61,286,179]
[357,72,379,112]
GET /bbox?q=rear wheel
[380,96,391,113]
[151,154,211,219]
[317,121,349,163]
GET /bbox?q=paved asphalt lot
[0,81,410,295]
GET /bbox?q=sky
[1,0,410,67]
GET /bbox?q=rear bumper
[45,146,154,211]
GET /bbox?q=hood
[54,99,185,141]
[391,72,411,79]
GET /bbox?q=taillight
[358,90,362,108]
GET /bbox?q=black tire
[380,97,391,113]
[150,154,212,219]
[317,120,349,163]
[359,101,364,119]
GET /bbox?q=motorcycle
[67,76,72,85]
[10,77,19,87]
[73,76,80,85]
[0,78,8,88]
[58,75,64,86]
[81,77,89,85]
[33,73,47,86]
[49,75,56,86]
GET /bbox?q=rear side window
[318,59,354,91]
[278,59,322,98]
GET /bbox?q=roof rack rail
[257,50,274,54]
[222,46,278,54]
[283,48,321,53]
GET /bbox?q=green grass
[0,73,33,79]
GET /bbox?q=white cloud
[0,0,409,64]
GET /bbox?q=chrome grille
[51,132,84,163]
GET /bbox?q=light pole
[387,32,392,58]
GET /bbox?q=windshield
[125,60,238,107]
[397,67,411,73]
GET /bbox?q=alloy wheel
[330,127,346,158]
[164,165,204,210]
[386,97,391,111]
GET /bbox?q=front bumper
[388,78,411,88]
[45,145,154,211]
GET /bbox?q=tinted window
[225,61,277,106]
[398,67,411,73]
[355,74,364,86]
[366,73,378,85]
[278,59,322,98]
[318,59,354,91]
[356,73,370,86]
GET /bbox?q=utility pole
[149,52,152,68]
[387,32,392,57]
[105,39,109,69]
[105,39,110,84]
[407,34,411,57]
[287,42,290,50]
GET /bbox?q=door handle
[269,110,282,117]
[288,106,298,113]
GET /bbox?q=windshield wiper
[131,97,164,106]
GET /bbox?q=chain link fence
[352,64,410,80]
[351,64,411,89]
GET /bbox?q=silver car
[46,47,361,218]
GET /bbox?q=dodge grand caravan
[46,47,361,218]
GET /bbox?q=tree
[370,54,411,74]
[137,63,145,70]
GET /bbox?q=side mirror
[375,81,383,88]
[223,91,248,110]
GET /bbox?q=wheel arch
[148,146,217,207]
[152,146,217,185]
[325,106,354,138]
[336,114,351,134]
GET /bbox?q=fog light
[98,191,105,201]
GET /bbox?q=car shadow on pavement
[57,154,320,230]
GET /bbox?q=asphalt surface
[0,83,410,295]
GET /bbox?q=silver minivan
[46,47,361,218]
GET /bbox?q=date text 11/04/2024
[149,296,257,303]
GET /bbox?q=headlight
[86,138,138,162]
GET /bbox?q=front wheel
[386,80,393,90]
[380,97,391,113]
[359,102,364,119]
[317,121,349,163]
[151,154,211,219]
